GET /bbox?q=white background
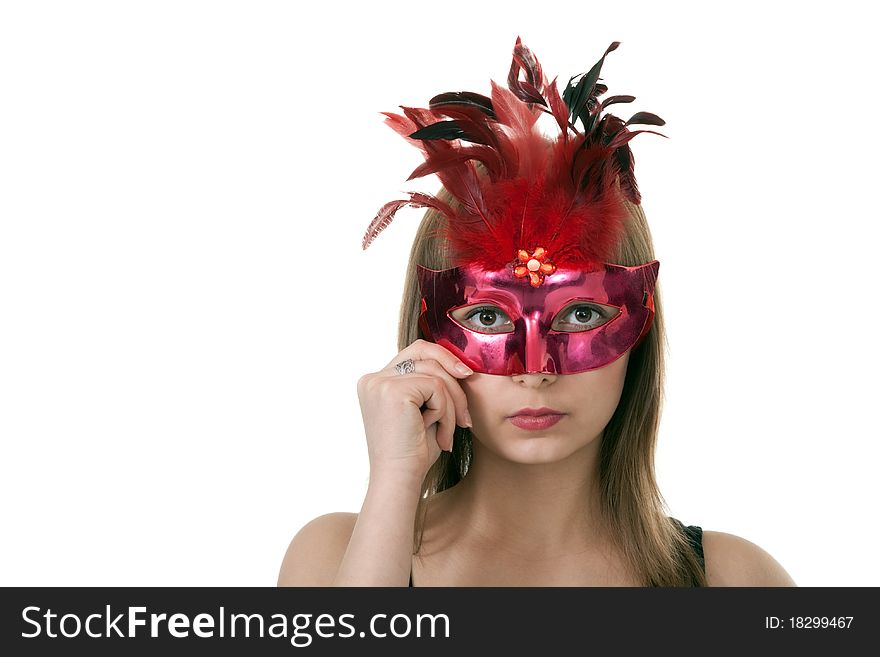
[1,1,877,586]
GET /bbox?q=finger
[385,358,471,429]
[386,339,474,379]
[410,375,446,429]
[431,380,456,452]
[414,377,455,451]
[407,376,454,452]
[415,359,472,429]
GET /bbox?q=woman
[278,38,795,587]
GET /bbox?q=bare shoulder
[702,530,797,586]
[277,512,358,586]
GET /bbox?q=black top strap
[670,517,705,575]
[682,524,705,568]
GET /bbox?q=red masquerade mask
[363,38,666,374]
[417,261,658,375]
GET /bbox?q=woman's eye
[450,305,515,334]
[551,303,618,332]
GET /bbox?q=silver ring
[394,358,416,375]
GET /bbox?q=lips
[509,407,564,417]
[507,407,566,431]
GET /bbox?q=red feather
[545,75,572,139]
[490,80,539,137]
[362,192,456,250]
[508,36,546,106]
[407,145,504,183]
[365,38,666,271]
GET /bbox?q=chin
[481,429,596,465]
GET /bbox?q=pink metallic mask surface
[417,261,660,375]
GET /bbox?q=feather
[607,128,667,150]
[545,75,573,138]
[490,80,539,136]
[417,103,517,179]
[429,91,496,118]
[508,36,546,105]
[415,105,502,148]
[601,94,636,109]
[365,37,666,270]
[626,111,666,127]
[564,42,619,131]
[396,105,491,217]
[406,145,504,182]
[362,192,456,250]
[409,120,493,145]
[615,144,640,204]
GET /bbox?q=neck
[448,435,606,558]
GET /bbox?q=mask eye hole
[449,303,515,334]
[551,301,620,333]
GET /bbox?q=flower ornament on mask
[514,247,557,288]
[363,38,665,375]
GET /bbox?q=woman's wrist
[367,464,426,497]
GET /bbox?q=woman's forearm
[333,473,423,586]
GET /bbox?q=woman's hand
[356,339,474,486]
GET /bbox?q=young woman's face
[459,350,630,464]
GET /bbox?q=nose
[510,371,557,387]
[523,310,549,373]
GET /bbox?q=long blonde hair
[396,187,706,586]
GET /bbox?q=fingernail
[463,409,473,428]
[455,363,474,376]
